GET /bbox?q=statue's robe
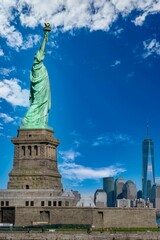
[22,49,51,128]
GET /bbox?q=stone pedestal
[7,129,62,190]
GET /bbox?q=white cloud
[143,39,160,58]
[22,34,41,50]
[0,113,14,123]
[111,0,136,15]
[0,49,4,56]
[73,140,80,148]
[0,78,29,107]
[59,146,126,183]
[0,0,22,50]
[70,130,80,137]
[1,1,160,50]
[111,60,121,67]
[0,1,40,51]
[92,132,133,146]
[133,12,148,26]
[0,67,16,77]
[133,1,160,26]
[112,27,124,37]
[90,1,117,31]
[59,149,81,162]
[59,162,126,181]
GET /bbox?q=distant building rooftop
[76,197,95,207]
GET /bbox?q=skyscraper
[142,126,155,200]
[103,177,114,207]
[94,189,107,207]
[115,177,126,200]
[123,180,137,200]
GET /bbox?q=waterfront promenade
[0,231,160,240]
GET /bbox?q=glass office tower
[142,138,155,200]
[103,177,114,207]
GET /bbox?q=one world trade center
[142,127,155,200]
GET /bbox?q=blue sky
[0,0,160,196]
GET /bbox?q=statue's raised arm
[39,24,51,54]
[40,31,48,53]
[21,23,51,129]
[32,23,50,65]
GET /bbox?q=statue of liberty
[21,23,51,129]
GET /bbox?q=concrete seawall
[0,231,160,240]
[12,207,157,228]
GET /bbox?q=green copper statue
[21,23,51,129]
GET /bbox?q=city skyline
[0,1,160,196]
